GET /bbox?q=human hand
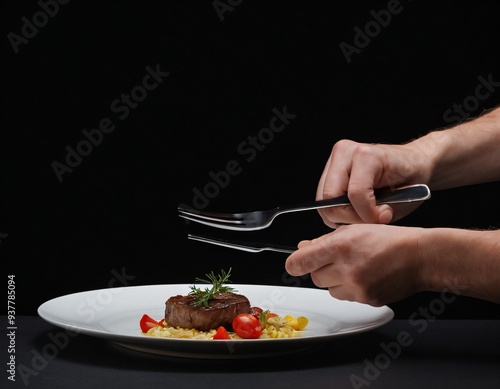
[317,140,429,228]
[285,224,427,306]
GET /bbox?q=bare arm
[285,107,500,306]
[410,106,500,190]
[421,227,500,304]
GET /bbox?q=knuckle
[353,143,373,157]
[314,239,334,261]
[332,228,353,256]
[332,139,354,155]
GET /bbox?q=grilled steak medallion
[165,292,251,331]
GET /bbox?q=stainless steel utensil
[178,184,431,231]
[187,234,296,254]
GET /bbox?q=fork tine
[178,213,245,228]
[178,203,242,220]
[178,210,244,225]
[178,203,251,228]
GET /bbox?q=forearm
[407,107,500,189]
[420,228,500,304]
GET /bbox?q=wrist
[419,108,500,189]
[395,141,434,186]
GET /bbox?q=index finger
[285,232,338,276]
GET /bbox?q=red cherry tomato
[232,314,263,339]
[213,326,231,340]
[140,314,161,333]
[250,306,263,320]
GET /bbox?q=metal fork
[178,184,431,231]
[187,234,296,254]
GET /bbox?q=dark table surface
[2,316,499,389]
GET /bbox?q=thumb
[376,204,394,224]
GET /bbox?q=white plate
[38,284,394,359]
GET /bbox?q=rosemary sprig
[189,268,236,307]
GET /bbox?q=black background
[2,0,500,319]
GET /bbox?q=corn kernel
[295,316,308,330]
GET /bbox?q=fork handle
[277,184,431,213]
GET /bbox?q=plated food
[140,268,308,340]
[38,282,394,358]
